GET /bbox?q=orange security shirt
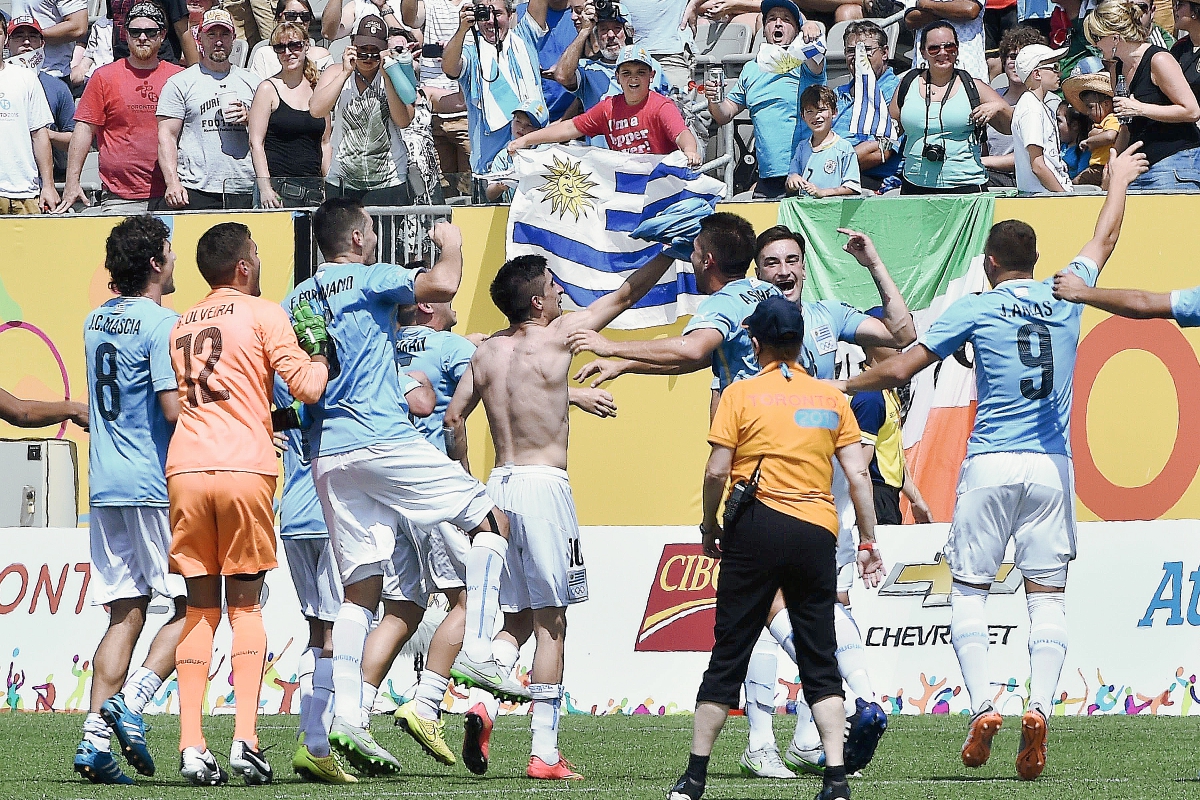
[166,287,327,477]
[708,362,861,535]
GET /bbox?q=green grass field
[3,712,1199,800]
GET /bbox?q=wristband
[857,542,876,552]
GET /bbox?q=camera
[922,142,946,162]
[472,3,494,24]
[595,0,621,20]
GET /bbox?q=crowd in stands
[1,0,1200,214]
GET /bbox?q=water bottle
[1115,73,1133,124]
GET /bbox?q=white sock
[304,656,334,757]
[297,647,318,739]
[744,629,779,752]
[951,583,992,714]
[834,603,874,703]
[493,637,521,674]
[464,531,508,663]
[414,669,450,721]
[529,683,563,764]
[121,666,162,715]
[768,609,797,664]
[473,687,500,720]
[1027,592,1068,717]
[791,696,821,752]
[361,682,378,719]
[331,602,372,725]
[83,712,111,752]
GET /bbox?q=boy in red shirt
[507,45,700,164]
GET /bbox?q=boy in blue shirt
[786,85,861,198]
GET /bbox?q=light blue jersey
[283,261,425,459]
[683,278,781,390]
[84,297,178,507]
[727,60,826,179]
[801,299,871,380]
[394,326,476,452]
[272,377,325,539]
[921,257,1100,457]
[1170,286,1200,327]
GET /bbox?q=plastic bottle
[383,48,418,105]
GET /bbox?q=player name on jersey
[999,300,1055,319]
[287,275,356,311]
[86,315,144,335]
[179,302,236,325]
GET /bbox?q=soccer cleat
[229,739,273,786]
[739,745,796,778]
[100,692,155,776]
[783,742,826,776]
[815,778,851,799]
[329,717,402,776]
[843,698,888,773]
[667,773,705,800]
[527,754,583,780]
[74,740,135,785]
[180,746,228,786]
[451,652,532,702]
[462,703,492,775]
[1016,707,1048,781]
[292,741,358,784]
[961,707,1003,768]
[394,700,456,765]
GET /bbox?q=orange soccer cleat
[527,755,583,780]
[960,707,1003,768]
[1016,708,1048,781]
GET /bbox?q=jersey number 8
[94,343,122,421]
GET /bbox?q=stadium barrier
[4,521,1200,716]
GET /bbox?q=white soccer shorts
[399,517,468,592]
[487,465,588,613]
[312,440,495,586]
[944,452,1077,588]
[383,516,428,606]
[282,537,343,622]
[90,506,186,604]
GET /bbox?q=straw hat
[1063,56,1114,114]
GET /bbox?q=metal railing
[296,205,454,279]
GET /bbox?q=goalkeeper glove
[292,301,329,357]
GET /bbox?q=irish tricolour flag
[778,195,994,522]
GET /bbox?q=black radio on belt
[722,456,764,531]
[422,42,445,58]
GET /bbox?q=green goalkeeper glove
[292,301,329,357]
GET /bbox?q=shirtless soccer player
[76,216,186,786]
[842,143,1148,781]
[168,222,330,786]
[283,198,510,779]
[443,247,678,780]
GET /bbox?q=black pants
[149,189,253,211]
[900,176,988,195]
[697,500,843,709]
[873,482,902,526]
[753,175,788,199]
[326,182,413,207]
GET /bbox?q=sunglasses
[128,25,162,38]
[272,39,305,52]
[280,10,312,21]
[355,49,381,60]
[925,42,958,54]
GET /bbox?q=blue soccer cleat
[100,692,155,776]
[843,698,888,774]
[74,740,135,785]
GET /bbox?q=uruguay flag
[505,145,726,329]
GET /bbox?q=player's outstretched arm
[1078,143,1150,272]
[444,364,480,472]
[1052,270,1174,319]
[413,222,464,303]
[838,228,917,348]
[573,357,705,387]
[568,387,617,418]
[0,387,88,430]
[836,442,885,587]
[844,345,940,395]
[562,252,676,334]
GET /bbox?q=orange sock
[176,606,220,752]
[229,604,268,748]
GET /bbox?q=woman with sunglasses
[249,21,331,207]
[249,0,332,77]
[1085,0,1200,190]
[1171,0,1200,105]
[890,21,1012,194]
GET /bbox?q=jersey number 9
[1017,321,1053,401]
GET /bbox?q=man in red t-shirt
[508,45,700,163]
[56,2,184,213]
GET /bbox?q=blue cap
[761,0,802,24]
[745,296,805,346]
[513,98,547,129]
[616,44,654,69]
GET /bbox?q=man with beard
[155,7,262,209]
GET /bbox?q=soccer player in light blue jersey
[282,198,510,778]
[843,142,1149,782]
[75,216,186,786]
[0,387,88,428]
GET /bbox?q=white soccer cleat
[782,741,826,776]
[179,746,228,786]
[738,745,796,779]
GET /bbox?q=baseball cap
[744,296,805,346]
[1015,43,1067,84]
[7,15,42,35]
[761,0,802,24]
[198,7,236,32]
[513,98,548,128]
[127,2,168,29]
[615,44,653,69]
[352,15,387,50]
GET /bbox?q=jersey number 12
[176,327,231,406]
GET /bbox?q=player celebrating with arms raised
[840,143,1149,781]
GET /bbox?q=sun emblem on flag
[536,156,599,221]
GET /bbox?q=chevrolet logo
[877,553,1022,607]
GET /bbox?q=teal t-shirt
[898,75,986,188]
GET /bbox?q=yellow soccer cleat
[394,700,457,766]
[292,741,359,784]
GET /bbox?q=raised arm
[573,356,710,387]
[443,4,476,79]
[560,252,675,332]
[322,0,348,41]
[443,363,480,471]
[413,222,463,302]
[550,13,595,90]
[844,344,940,394]
[1077,142,1149,271]
[567,326,723,368]
[838,228,916,348]
[1051,271,1174,319]
[525,0,550,31]
[0,387,88,429]
[908,0,981,22]
[400,0,425,29]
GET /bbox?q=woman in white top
[249,0,333,77]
